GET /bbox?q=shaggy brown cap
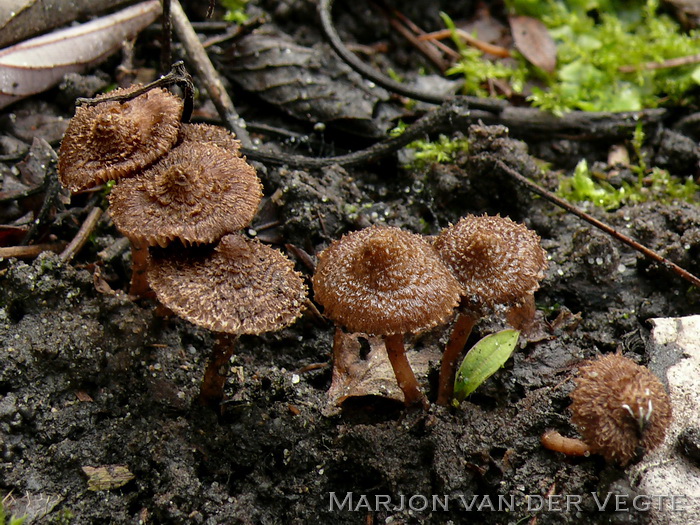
[58,86,183,191]
[147,234,307,334]
[178,123,241,155]
[109,140,262,247]
[570,354,672,465]
[433,214,547,311]
[312,225,462,336]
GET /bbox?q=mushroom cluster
[311,215,548,409]
[58,84,307,408]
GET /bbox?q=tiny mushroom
[109,139,262,247]
[147,233,308,407]
[312,225,462,407]
[58,85,183,192]
[569,353,672,465]
[433,214,547,405]
[108,137,262,295]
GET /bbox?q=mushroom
[147,233,308,407]
[108,138,262,295]
[433,214,547,405]
[312,225,462,407]
[58,85,183,192]
[177,123,241,155]
[570,353,672,465]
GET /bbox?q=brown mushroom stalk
[384,333,425,408]
[433,214,547,406]
[436,311,479,405]
[312,225,462,408]
[199,333,237,408]
[128,239,151,297]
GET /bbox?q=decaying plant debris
[2,1,700,523]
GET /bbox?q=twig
[77,61,195,122]
[418,29,511,58]
[0,243,66,259]
[241,100,464,168]
[60,206,104,262]
[318,0,506,111]
[619,53,700,73]
[241,100,667,168]
[170,0,252,147]
[390,7,460,61]
[21,142,62,246]
[494,160,700,289]
[160,0,172,75]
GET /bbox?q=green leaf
[452,329,520,405]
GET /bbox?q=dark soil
[2,1,700,524]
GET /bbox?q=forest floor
[1,1,700,524]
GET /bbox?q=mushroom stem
[128,239,151,297]
[384,333,427,408]
[437,311,479,406]
[199,333,237,411]
[505,294,537,332]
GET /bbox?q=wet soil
[2,1,700,524]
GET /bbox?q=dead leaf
[0,0,161,109]
[325,330,441,411]
[509,15,557,73]
[223,29,396,137]
[82,465,135,491]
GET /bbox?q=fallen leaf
[82,465,135,491]
[509,15,557,73]
[326,329,441,411]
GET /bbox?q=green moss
[447,0,700,113]
[557,158,700,210]
[0,502,26,525]
[440,13,527,98]
[220,0,249,23]
[403,134,470,169]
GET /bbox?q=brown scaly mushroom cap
[58,86,183,192]
[312,225,462,336]
[570,354,672,466]
[178,123,241,155]
[147,234,307,334]
[108,140,262,247]
[433,214,547,311]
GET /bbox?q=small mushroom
[58,85,183,192]
[570,353,672,465]
[312,225,462,407]
[147,233,308,407]
[177,123,241,155]
[109,140,261,247]
[108,139,262,295]
[433,214,547,405]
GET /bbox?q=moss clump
[557,159,700,210]
[448,0,700,113]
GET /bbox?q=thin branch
[0,243,66,259]
[619,53,700,73]
[494,160,700,289]
[60,206,104,262]
[418,28,512,58]
[317,0,506,111]
[170,0,252,147]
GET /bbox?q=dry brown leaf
[509,15,557,73]
[325,330,441,411]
